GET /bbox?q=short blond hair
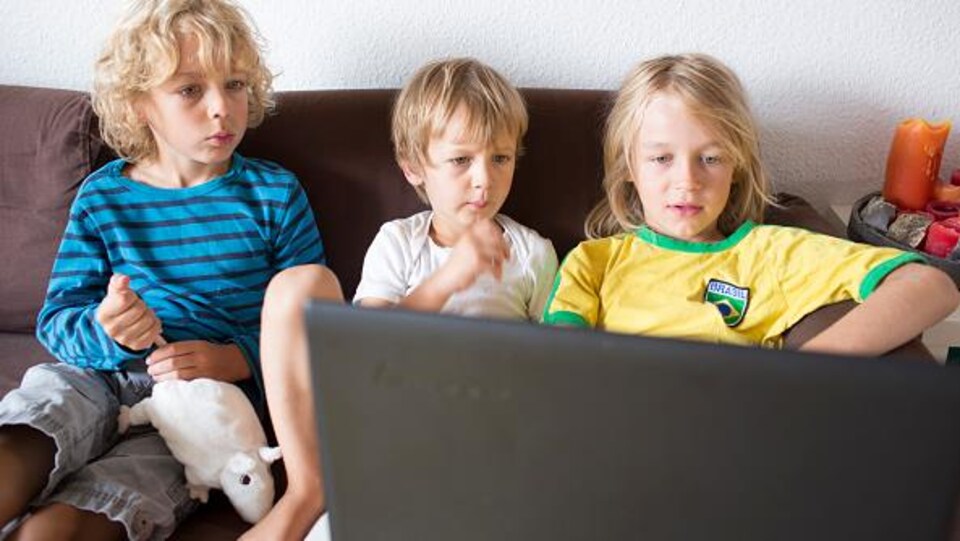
[585,53,775,239]
[93,0,274,163]
[391,58,528,202]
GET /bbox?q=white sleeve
[353,223,410,305]
[526,236,559,322]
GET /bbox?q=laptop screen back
[306,301,960,541]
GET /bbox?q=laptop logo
[704,279,749,327]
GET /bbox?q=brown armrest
[782,300,936,362]
[765,195,935,362]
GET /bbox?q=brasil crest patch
[704,279,749,327]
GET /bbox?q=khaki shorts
[0,362,198,541]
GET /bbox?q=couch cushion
[0,86,104,332]
[0,332,56,395]
[765,192,839,235]
[167,493,249,541]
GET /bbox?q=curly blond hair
[391,58,528,202]
[92,0,274,163]
[585,53,775,239]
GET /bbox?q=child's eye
[178,85,201,99]
[650,155,671,165]
[450,157,471,166]
[493,154,513,165]
[226,79,248,92]
[702,155,723,166]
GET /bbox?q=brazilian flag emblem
[704,279,749,327]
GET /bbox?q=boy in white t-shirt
[243,57,557,540]
[355,57,557,317]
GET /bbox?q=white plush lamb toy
[118,378,282,523]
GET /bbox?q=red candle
[924,217,960,258]
[883,119,951,211]
[925,200,960,221]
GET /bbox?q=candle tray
[847,191,960,288]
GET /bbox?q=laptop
[305,301,960,541]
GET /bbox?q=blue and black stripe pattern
[36,154,324,398]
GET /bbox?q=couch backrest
[0,86,111,332]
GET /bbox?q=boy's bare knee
[308,265,344,301]
[11,503,123,541]
[265,265,343,314]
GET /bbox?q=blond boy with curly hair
[0,1,334,539]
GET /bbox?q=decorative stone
[886,212,934,248]
[860,196,897,232]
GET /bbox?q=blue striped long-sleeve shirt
[36,154,325,405]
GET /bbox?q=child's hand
[395,219,511,312]
[436,218,511,293]
[96,274,163,351]
[146,341,251,383]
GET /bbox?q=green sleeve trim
[859,252,927,300]
[543,310,590,327]
[541,251,572,322]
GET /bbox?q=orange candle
[934,182,960,203]
[882,118,951,211]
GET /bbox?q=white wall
[3,1,959,212]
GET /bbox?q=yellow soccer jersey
[543,221,924,348]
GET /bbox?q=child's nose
[207,88,229,119]
[471,161,492,189]
[673,159,702,190]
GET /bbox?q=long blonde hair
[585,53,774,239]
[93,0,274,163]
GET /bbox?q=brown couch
[0,85,935,539]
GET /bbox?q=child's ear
[400,160,424,187]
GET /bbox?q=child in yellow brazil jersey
[543,53,958,355]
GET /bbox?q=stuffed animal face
[220,448,281,523]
